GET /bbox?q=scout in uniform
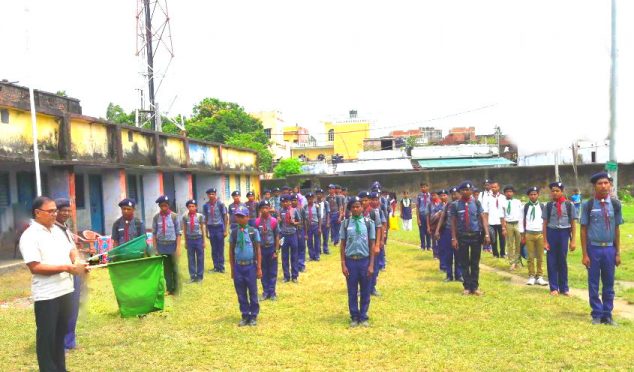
[501,185,524,271]
[291,194,307,272]
[325,184,343,254]
[245,191,258,227]
[360,192,383,279]
[182,199,206,283]
[400,191,413,231]
[279,194,302,282]
[229,206,262,326]
[369,191,387,296]
[580,172,622,325]
[302,192,322,262]
[426,191,444,261]
[271,187,281,218]
[111,198,145,247]
[333,185,346,246]
[256,200,280,300]
[483,181,505,257]
[316,188,330,258]
[340,196,376,327]
[203,188,228,273]
[416,182,432,251]
[435,187,463,282]
[228,190,246,232]
[152,195,182,295]
[450,181,490,295]
[522,187,548,286]
[542,181,576,296]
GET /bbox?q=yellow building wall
[70,118,110,159]
[223,147,257,171]
[291,147,334,160]
[163,137,187,166]
[122,129,152,155]
[324,121,370,160]
[251,111,284,145]
[0,107,60,158]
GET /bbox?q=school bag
[584,197,621,225]
[544,200,573,224]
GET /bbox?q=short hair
[32,196,54,218]
[420,183,428,187]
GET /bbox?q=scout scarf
[123,219,130,242]
[596,195,611,231]
[351,215,363,234]
[402,198,410,208]
[555,196,566,217]
[462,196,471,231]
[188,212,197,233]
[238,224,249,250]
[160,210,172,236]
[527,200,539,221]
[506,197,512,215]
[308,202,314,221]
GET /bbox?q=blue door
[88,175,105,234]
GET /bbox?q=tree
[106,103,135,125]
[273,158,303,178]
[226,133,273,172]
[55,90,68,97]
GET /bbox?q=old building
[0,82,259,258]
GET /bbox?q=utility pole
[143,0,156,130]
[607,0,619,193]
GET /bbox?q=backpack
[584,197,621,225]
[342,217,373,241]
[545,201,573,224]
[523,202,545,231]
[230,226,258,256]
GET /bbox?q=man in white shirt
[501,185,523,271]
[484,181,506,258]
[19,196,88,372]
[522,187,548,286]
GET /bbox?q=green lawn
[1,232,633,370]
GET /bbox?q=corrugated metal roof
[336,159,414,173]
[417,157,514,169]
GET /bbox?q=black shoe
[208,269,217,274]
[238,319,249,327]
[291,278,298,283]
[248,318,257,326]
[370,290,381,297]
[188,279,197,284]
[299,268,306,273]
[269,295,277,301]
[283,278,290,283]
[455,277,464,283]
[603,318,618,326]
[591,318,602,325]
[444,278,453,282]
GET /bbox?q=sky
[2,0,633,159]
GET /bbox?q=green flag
[108,256,165,318]
[108,235,148,262]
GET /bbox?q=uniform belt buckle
[238,260,254,265]
[348,255,365,260]
[592,241,612,247]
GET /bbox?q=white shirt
[20,221,74,301]
[523,202,544,233]
[502,198,524,233]
[484,192,505,225]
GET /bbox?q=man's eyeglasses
[37,209,58,215]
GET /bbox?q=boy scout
[229,206,262,326]
[203,188,228,273]
[152,195,182,295]
[111,198,145,247]
[256,201,280,300]
[450,181,490,295]
[501,185,523,271]
[303,193,322,262]
[182,199,205,283]
[245,191,258,227]
[522,187,547,286]
[543,181,576,296]
[279,194,302,283]
[316,188,330,258]
[340,196,376,327]
[435,187,463,282]
[580,172,622,325]
[292,194,307,272]
[228,191,246,232]
[416,183,432,251]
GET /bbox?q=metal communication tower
[135,0,175,131]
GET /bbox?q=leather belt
[347,254,368,260]
[237,260,255,265]
[590,241,613,247]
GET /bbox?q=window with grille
[0,173,9,207]
[328,129,334,142]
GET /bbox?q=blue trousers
[418,213,431,249]
[297,229,307,270]
[440,229,462,279]
[330,212,341,245]
[307,224,321,260]
[587,245,616,320]
[207,225,225,271]
[546,227,570,293]
[281,233,299,280]
[64,275,81,350]
[371,248,384,293]
[345,257,372,321]
[233,263,259,320]
[158,242,180,294]
[260,246,278,297]
[321,219,330,254]
[186,237,204,280]
[457,235,482,291]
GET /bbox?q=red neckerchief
[285,207,292,224]
[493,192,499,208]
[160,210,172,236]
[123,218,131,241]
[189,212,196,233]
[462,196,471,231]
[555,196,566,217]
[209,200,216,221]
[308,202,314,221]
[260,216,269,233]
[596,195,611,231]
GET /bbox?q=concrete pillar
[174,172,191,216]
[142,172,162,227]
[102,169,127,235]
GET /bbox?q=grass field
[1,220,633,370]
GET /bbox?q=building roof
[417,157,514,169]
[336,159,413,173]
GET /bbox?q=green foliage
[55,90,68,97]
[106,103,135,125]
[273,158,303,178]
[187,98,266,144]
[226,133,273,172]
[618,186,633,203]
[405,136,419,149]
